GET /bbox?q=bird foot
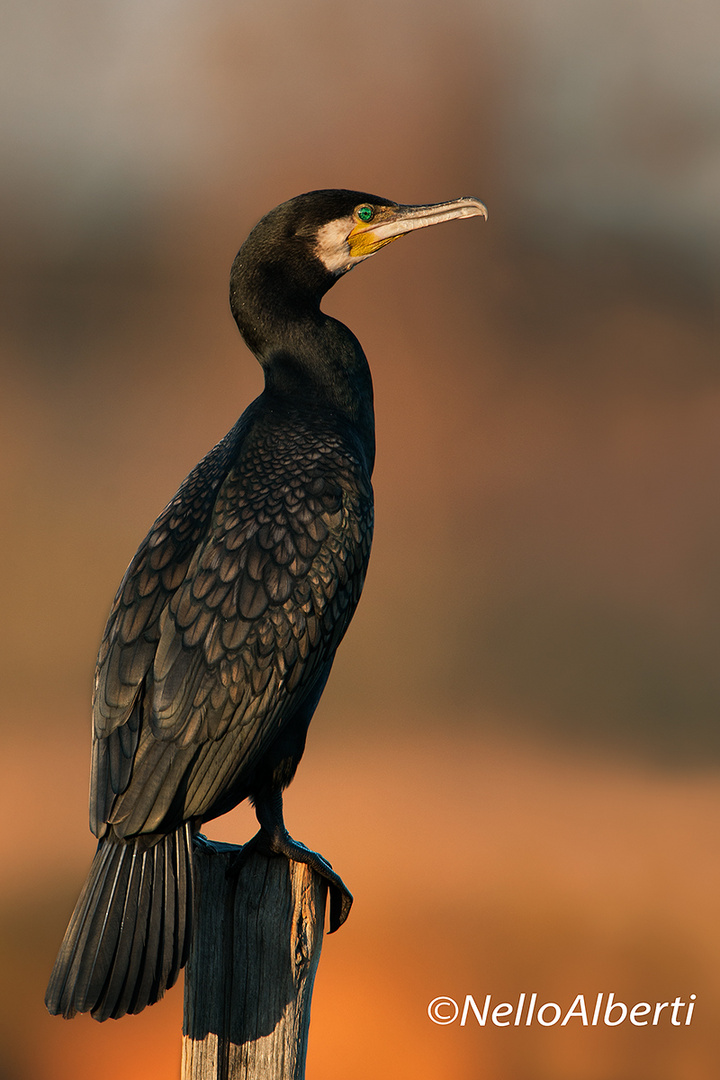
[228,827,353,932]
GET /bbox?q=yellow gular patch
[347,228,400,258]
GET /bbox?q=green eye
[356,205,374,223]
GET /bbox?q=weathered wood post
[181,835,328,1080]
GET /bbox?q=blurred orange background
[2,2,720,1077]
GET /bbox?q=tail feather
[75,840,135,1013]
[113,844,155,1018]
[45,824,194,1021]
[95,844,145,1016]
[132,842,167,1016]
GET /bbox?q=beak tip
[464,198,488,221]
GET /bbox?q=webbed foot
[229,826,353,932]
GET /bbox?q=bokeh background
[2,1,720,1077]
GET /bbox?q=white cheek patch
[314,216,356,274]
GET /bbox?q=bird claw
[228,827,353,932]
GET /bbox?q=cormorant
[45,189,487,1021]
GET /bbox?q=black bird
[45,189,486,1022]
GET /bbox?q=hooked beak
[348,197,488,258]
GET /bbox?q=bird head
[233,188,486,287]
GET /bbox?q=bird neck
[234,287,376,472]
[266,315,376,472]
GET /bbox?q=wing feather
[91,409,373,839]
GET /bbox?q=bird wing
[90,418,373,840]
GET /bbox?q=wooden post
[181,835,327,1080]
